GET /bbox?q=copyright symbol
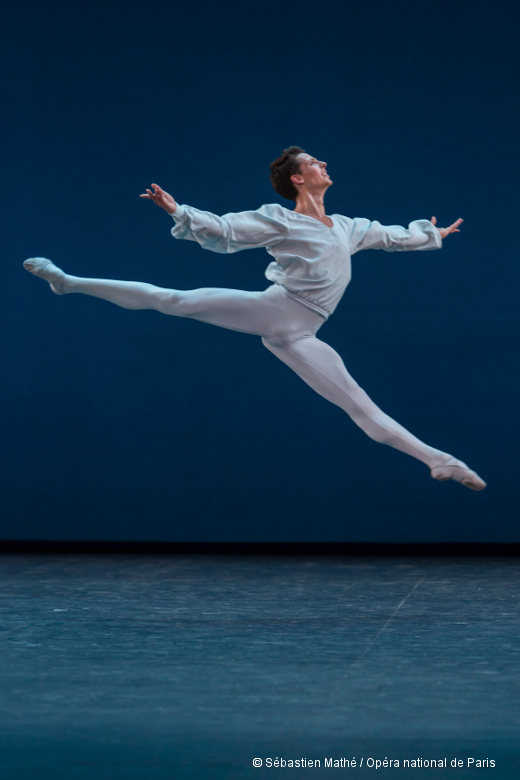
[253,758,263,767]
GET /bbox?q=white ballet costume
[23,202,486,490]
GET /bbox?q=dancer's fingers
[448,218,462,231]
[431,216,437,225]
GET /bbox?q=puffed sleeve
[347,217,442,254]
[170,203,288,254]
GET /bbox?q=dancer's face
[291,153,333,193]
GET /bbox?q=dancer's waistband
[280,287,330,320]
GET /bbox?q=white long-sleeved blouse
[171,203,442,318]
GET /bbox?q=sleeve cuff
[171,204,186,221]
[413,219,443,250]
[430,223,443,249]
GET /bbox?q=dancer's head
[270,146,332,202]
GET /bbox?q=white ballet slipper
[431,457,487,491]
[23,257,67,294]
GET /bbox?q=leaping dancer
[24,146,486,490]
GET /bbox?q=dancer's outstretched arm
[140,183,287,254]
[348,215,463,254]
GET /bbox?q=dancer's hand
[140,184,177,214]
[431,216,463,239]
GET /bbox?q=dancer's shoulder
[329,213,357,232]
[329,213,353,224]
[249,203,295,225]
[255,203,290,217]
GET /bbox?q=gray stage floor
[1,553,518,779]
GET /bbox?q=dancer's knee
[157,288,219,318]
[155,289,196,316]
[262,334,284,349]
[261,330,316,350]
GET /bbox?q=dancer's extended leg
[22,257,318,336]
[262,334,486,489]
[23,257,486,489]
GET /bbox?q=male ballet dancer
[23,146,486,490]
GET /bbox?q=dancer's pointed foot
[431,457,487,491]
[23,257,67,294]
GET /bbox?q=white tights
[62,274,450,469]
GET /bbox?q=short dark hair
[269,146,306,201]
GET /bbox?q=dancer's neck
[293,191,327,220]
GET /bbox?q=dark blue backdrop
[2,0,518,541]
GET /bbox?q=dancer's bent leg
[263,334,462,471]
